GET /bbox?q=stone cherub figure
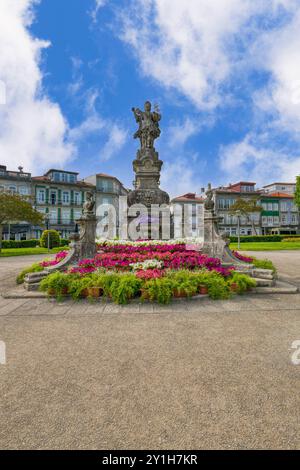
[204,183,215,212]
[132,101,161,150]
[82,191,95,219]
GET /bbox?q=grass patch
[0,246,69,257]
[230,241,300,251]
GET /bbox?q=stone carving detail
[204,183,215,212]
[82,191,95,219]
[132,101,161,150]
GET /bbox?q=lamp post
[45,212,50,252]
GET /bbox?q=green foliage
[230,234,300,243]
[16,263,44,285]
[38,268,257,304]
[40,230,61,249]
[2,239,39,248]
[0,192,44,226]
[229,272,257,294]
[295,175,300,209]
[143,278,175,304]
[252,258,276,273]
[109,274,142,304]
[39,271,71,301]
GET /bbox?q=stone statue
[204,183,215,212]
[82,191,95,219]
[132,101,161,150]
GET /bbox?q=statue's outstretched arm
[132,107,142,122]
[152,112,161,122]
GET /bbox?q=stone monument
[24,192,97,291]
[202,183,243,263]
[128,101,170,238]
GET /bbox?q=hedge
[229,234,300,243]
[1,238,70,249]
[1,239,40,249]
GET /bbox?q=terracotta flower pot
[230,283,239,292]
[140,289,150,300]
[173,288,188,298]
[199,285,208,295]
[80,288,89,298]
[87,287,103,298]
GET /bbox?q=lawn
[230,241,300,251]
[0,246,68,257]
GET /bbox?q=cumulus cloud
[90,0,107,23]
[0,0,76,174]
[219,134,300,185]
[0,0,127,174]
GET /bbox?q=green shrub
[16,263,44,284]
[39,271,70,300]
[143,278,175,304]
[252,258,276,273]
[60,238,70,247]
[109,274,142,304]
[40,230,61,249]
[282,237,300,242]
[229,272,256,294]
[2,239,40,249]
[229,234,300,243]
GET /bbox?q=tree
[0,192,44,251]
[40,230,61,249]
[229,197,263,248]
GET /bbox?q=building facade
[32,169,95,239]
[0,165,33,240]
[260,192,298,235]
[170,193,204,238]
[213,182,262,236]
[84,173,128,238]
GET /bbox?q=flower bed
[37,242,256,303]
[16,250,69,284]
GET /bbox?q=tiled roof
[32,176,95,188]
[171,193,204,202]
[262,192,294,199]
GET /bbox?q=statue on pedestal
[132,101,161,151]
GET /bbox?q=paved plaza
[0,252,300,449]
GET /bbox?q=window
[62,191,70,204]
[273,203,279,211]
[281,214,287,225]
[273,217,279,225]
[74,210,82,220]
[291,214,298,224]
[74,192,80,205]
[69,174,76,183]
[62,210,70,224]
[37,189,45,203]
[50,191,57,205]
[19,186,28,195]
[49,209,57,223]
[9,185,17,193]
[281,202,288,212]
[267,203,273,211]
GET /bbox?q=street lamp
[44,212,50,252]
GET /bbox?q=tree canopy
[0,192,44,226]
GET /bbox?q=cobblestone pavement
[0,253,300,450]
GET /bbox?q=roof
[263,182,295,187]
[44,169,79,176]
[261,192,294,199]
[228,181,256,186]
[87,172,128,191]
[214,187,261,195]
[171,193,204,203]
[32,176,95,188]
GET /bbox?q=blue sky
[0,0,300,196]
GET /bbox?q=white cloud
[160,158,201,197]
[219,134,300,186]
[101,124,128,161]
[166,118,200,148]
[90,0,107,23]
[0,0,76,173]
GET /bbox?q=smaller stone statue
[82,191,95,219]
[204,183,215,212]
[132,101,161,150]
